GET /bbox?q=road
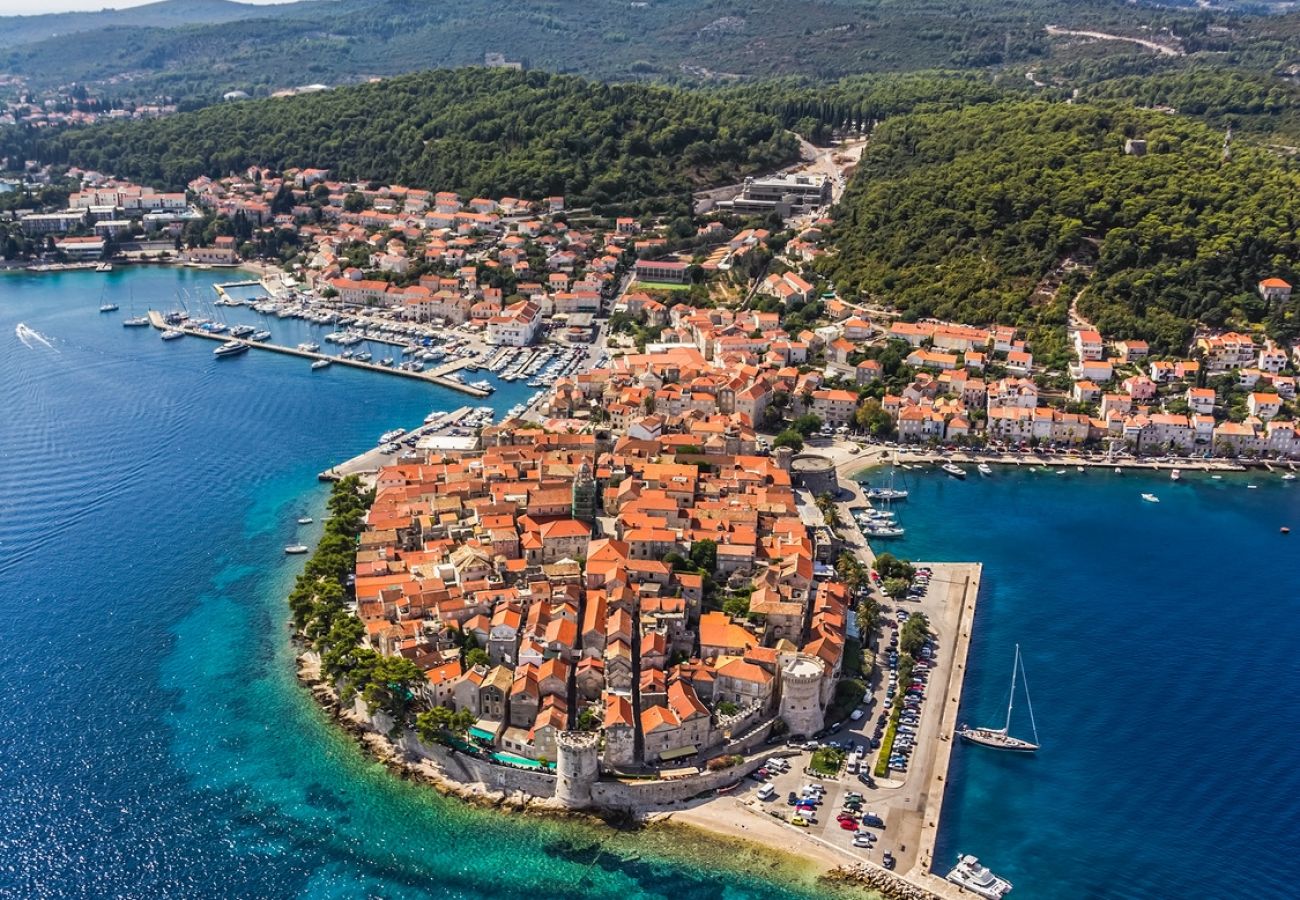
[1045,24,1182,57]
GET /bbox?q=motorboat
[941,463,966,479]
[122,316,150,327]
[297,517,313,525]
[977,463,993,476]
[946,855,1013,899]
[1141,493,1160,503]
[1284,473,1297,481]
[230,324,257,338]
[354,351,372,362]
[160,329,184,340]
[866,487,908,501]
[297,341,321,352]
[1170,468,1182,481]
[213,340,249,358]
[99,302,119,312]
[311,359,331,370]
[284,545,310,555]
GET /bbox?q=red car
[838,818,858,830]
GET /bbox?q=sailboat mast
[1004,644,1019,733]
[1020,647,1040,746]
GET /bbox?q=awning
[468,726,496,743]
[658,745,698,762]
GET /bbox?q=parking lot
[723,560,971,877]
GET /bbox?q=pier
[318,406,476,482]
[147,311,490,397]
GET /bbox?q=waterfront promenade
[146,311,489,397]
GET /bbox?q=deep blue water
[876,463,1300,899]
[0,268,824,900]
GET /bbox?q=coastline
[294,650,886,898]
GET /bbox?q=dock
[147,311,490,397]
[318,406,475,481]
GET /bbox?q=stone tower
[774,445,794,473]
[571,457,598,522]
[778,654,826,738]
[554,730,600,809]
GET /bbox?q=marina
[145,311,491,397]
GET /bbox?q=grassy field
[635,280,692,291]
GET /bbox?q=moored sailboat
[958,644,1039,752]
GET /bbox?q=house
[487,300,542,346]
[810,389,859,427]
[1186,387,1216,415]
[1073,330,1104,362]
[1248,392,1282,420]
[905,349,958,371]
[1258,278,1292,303]
[1114,340,1149,363]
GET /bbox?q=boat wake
[15,323,57,352]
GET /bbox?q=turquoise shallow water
[871,463,1300,899]
[0,268,825,899]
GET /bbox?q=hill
[819,100,1300,356]
[3,0,1285,105]
[2,68,798,214]
[0,0,314,49]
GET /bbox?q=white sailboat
[957,644,1039,752]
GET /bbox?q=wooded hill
[820,100,1300,355]
[5,69,799,215]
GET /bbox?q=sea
[2,267,1297,900]
[0,268,828,900]
[877,461,1300,899]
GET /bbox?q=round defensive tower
[789,453,839,495]
[773,445,795,473]
[554,730,600,809]
[779,655,826,738]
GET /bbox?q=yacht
[311,358,331,370]
[866,486,909,501]
[353,351,372,362]
[977,463,993,476]
[379,428,407,444]
[863,523,905,538]
[941,463,967,479]
[99,302,119,313]
[958,645,1039,752]
[122,315,150,327]
[1142,493,1160,503]
[297,341,321,352]
[230,324,257,338]
[249,330,272,342]
[946,856,1013,900]
[213,340,249,358]
[160,329,184,341]
[471,380,494,392]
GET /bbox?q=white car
[853,835,874,848]
[850,709,865,721]
[757,785,776,801]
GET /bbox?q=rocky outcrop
[828,865,941,900]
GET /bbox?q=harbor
[145,311,491,397]
[317,405,492,481]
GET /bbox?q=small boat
[1282,527,1291,535]
[946,855,1013,900]
[1114,467,1122,474]
[381,357,394,367]
[1211,475,1222,480]
[1247,484,1258,489]
[1076,466,1084,473]
[297,341,320,352]
[941,463,966,479]
[1141,493,1159,503]
[1282,473,1296,482]
[213,340,249,358]
[250,330,272,342]
[160,329,184,340]
[297,517,313,525]
[99,303,119,313]
[957,645,1039,752]
[1055,469,1067,475]
[122,316,150,327]
[311,359,331,370]
[230,324,256,338]
[284,545,310,555]
[354,351,372,362]
[977,463,992,476]
[1170,469,1182,482]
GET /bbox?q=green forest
[3,0,1298,106]
[820,100,1300,354]
[2,69,798,214]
